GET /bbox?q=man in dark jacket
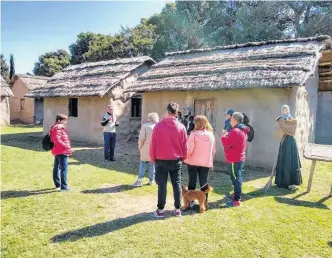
[221,112,250,207]
[224,109,234,132]
[150,102,187,218]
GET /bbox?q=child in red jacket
[51,114,72,191]
[221,112,250,207]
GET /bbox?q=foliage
[33,49,70,77]
[33,1,332,71]
[9,54,15,79]
[1,54,9,82]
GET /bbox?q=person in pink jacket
[184,115,216,208]
[50,114,72,191]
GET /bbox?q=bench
[303,143,332,196]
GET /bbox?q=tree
[1,54,9,82]
[33,49,70,77]
[9,54,15,79]
[69,32,97,64]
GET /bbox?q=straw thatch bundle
[126,36,331,93]
[10,74,48,91]
[26,57,155,98]
[1,76,13,97]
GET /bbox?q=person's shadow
[51,211,193,243]
[1,188,57,200]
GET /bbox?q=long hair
[194,115,213,131]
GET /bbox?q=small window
[20,99,25,111]
[69,98,78,117]
[131,97,141,118]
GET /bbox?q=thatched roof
[126,36,331,92]
[26,56,155,98]
[1,76,13,97]
[10,74,48,91]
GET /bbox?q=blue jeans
[138,161,155,181]
[104,132,116,160]
[53,155,69,190]
[228,161,244,201]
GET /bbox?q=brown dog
[181,185,213,213]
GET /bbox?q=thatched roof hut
[26,56,155,98]
[1,76,14,97]
[126,36,331,92]
[10,74,48,90]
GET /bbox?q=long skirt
[275,135,302,188]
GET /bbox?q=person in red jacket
[51,114,72,191]
[221,112,250,207]
[150,102,187,218]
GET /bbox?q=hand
[221,130,228,137]
[109,116,113,121]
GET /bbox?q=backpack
[42,128,54,151]
[242,113,255,142]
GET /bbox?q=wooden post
[307,160,317,193]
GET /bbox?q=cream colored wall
[43,95,137,144]
[142,88,290,168]
[290,70,319,155]
[0,97,10,125]
[9,79,34,123]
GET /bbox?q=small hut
[9,74,48,124]
[126,36,331,168]
[26,56,155,143]
[1,76,14,125]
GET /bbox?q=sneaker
[288,185,296,191]
[132,180,143,187]
[61,187,72,192]
[55,187,61,191]
[110,158,116,162]
[174,209,182,217]
[226,200,241,208]
[148,181,155,186]
[189,201,197,208]
[151,209,165,218]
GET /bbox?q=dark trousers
[53,155,69,190]
[155,159,183,210]
[187,164,209,201]
[104,132,116,160]
[228,161,244,201]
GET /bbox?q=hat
[224,109,234,116]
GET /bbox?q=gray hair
[148,112,159,123]
[232,112,244,124]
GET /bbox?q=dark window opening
[131,97,141,118]
[69,98,78,117]
[20,99,25,111]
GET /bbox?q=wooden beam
[307,160,316,193]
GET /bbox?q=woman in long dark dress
[275,105,302,190]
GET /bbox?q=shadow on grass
[51,211,193,243]
[274,196,330,210]
[1,188,57,200]
[82,185,135,194]
[1,132,43,152]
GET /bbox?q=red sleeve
[221,129,238,148]
[181,127,188,160]
[150,125,158,163]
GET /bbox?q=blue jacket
[224,119,232,132]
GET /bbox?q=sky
[1,1,170,74]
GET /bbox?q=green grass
[1,125,332,258]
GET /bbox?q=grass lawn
[1,125,332,258]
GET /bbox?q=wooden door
[194,98,215,128]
